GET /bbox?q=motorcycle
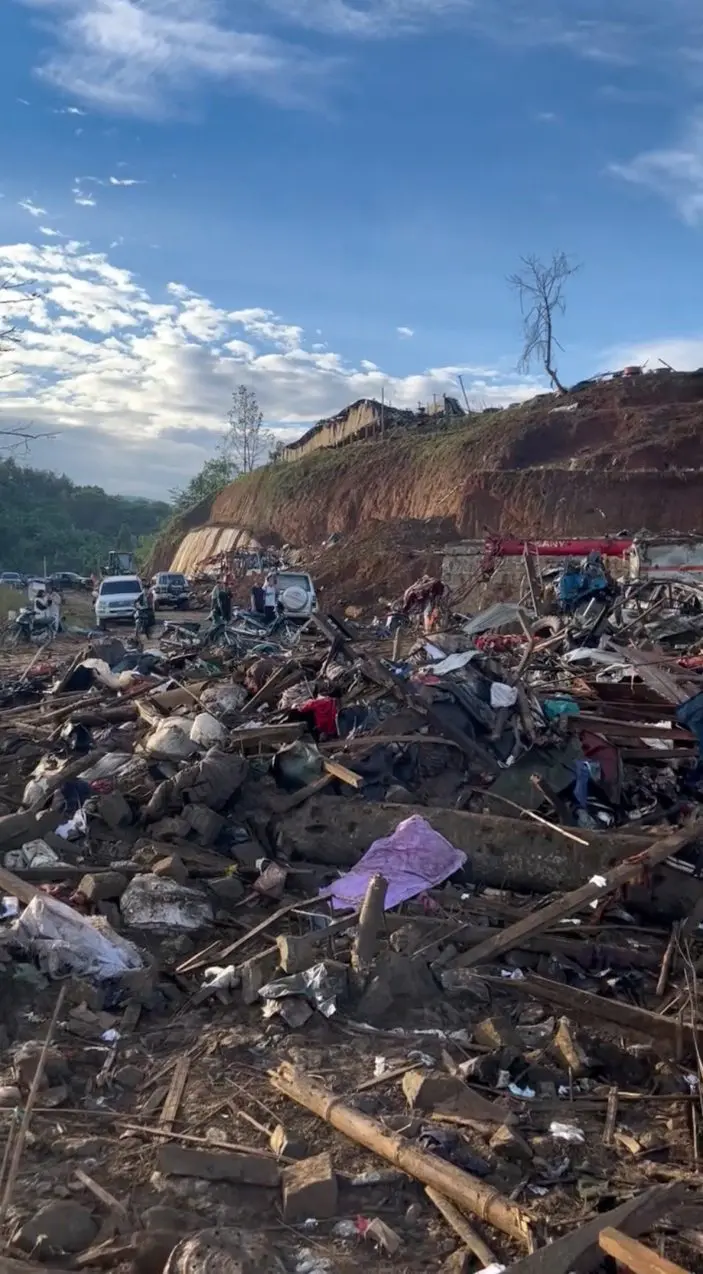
[5,606,56,646]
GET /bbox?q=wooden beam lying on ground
[599,1227,689,1274]
[451,826,698,971]
[269,1062,532,1244]
[503,1183,684,1274]
[489,972,703,1055]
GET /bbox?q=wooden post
[599,1227,689,1274]
[351,874,387,975]
[425,1187,497,1266]
[269,1063,531,1244]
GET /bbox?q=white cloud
[16,0,701,119]
[608,336,703,370]
[72,184,97,208]
[18,0,331,117]
[108,176,144,186]
[0,236,540,496]
[39,226,66,238]
[397,326,414,338]
[18,199,47,218]
[610,112,703,223]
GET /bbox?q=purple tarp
[321,815,466,912]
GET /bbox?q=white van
[95,575,143,628]
[276,571,318,618]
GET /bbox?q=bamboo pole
[425,1187,498,1266]
[269,1063,532,1244]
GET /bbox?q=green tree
[170,455,235,515]
[223,385,272,474]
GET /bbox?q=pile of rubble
[0,596,702,1274]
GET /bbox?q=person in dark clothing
[250,580,265,616]
[210,577,232,624]
[134,590,155,640]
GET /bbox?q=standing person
[263,572,278,623]
[134,589,155,641]
[250,577,265,617]
[46,586,62,633]
[210,576,232,624]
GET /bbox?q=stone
[207,875,246,905]
[0,1085,20,1107]
[114,1064,143,1090]
[97,900,123,929]
[132,1231,184,1274]
[438,969,491,1004]
[275,933,317,974]
[240,949,279,1005]
[489,1123,534,1164]
[141,1206,202,1233]
[78,871,129,902]
[13,1041,67,1092]
[355,951,438,1024]
[474,1015,522,1051]
[14,1201,98,1255]
[385,785,414,805]
[153,855,189,884]
[58,1137,113,1158]
[282,1152,338,1222]
[66,978,105,1012]
[95,791,133,829]
[551,1016,592,1078]
[157,1144,280,1187]
[182,804,224,846]
[402,1070,515,1126]
[439,1251,471,1274]
[269,1124,308,1160]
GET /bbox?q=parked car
[49,571,91,591]
[276,571,318,618]
[151,572,190,610]
[0,572,25,589]
[95,575,144,629]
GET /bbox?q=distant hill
[0,458,170,575]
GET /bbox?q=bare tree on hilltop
[508,252,580,393]
[223,385,273,474]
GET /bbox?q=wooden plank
[491,972,703,1055]
[599,1227,689,1274]
[451,827,697,971]
[503,1183,685,1274]
[323,759,363,789]
[158,1055,190,1136]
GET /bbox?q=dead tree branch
[508,252,580,393]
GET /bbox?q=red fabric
[298,696,338,736]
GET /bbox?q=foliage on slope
[0,458,170,575]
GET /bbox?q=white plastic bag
[145,719,198,761]
[16,894,143,980]
[190,713,226,748]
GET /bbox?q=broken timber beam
[451,826,697,971]
[502,1183,684,1274]
[489,972,703,1055]
[269,1063,532,1244]
[599,1227,688,1274]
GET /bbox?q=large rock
[14,1201,98,1255]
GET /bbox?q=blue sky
[0,0,702,496]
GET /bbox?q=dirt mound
[309,517,461,612]
[160,369,703,587]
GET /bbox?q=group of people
[32,585,62,633]
[208,571,281,629]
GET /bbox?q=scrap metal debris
[0,558,702,1273]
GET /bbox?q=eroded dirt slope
[151,370,703,574]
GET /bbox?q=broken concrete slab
[157,1144,280,1187]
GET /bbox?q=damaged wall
[170,526,262,575]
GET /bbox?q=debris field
[1,573,703,1274]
